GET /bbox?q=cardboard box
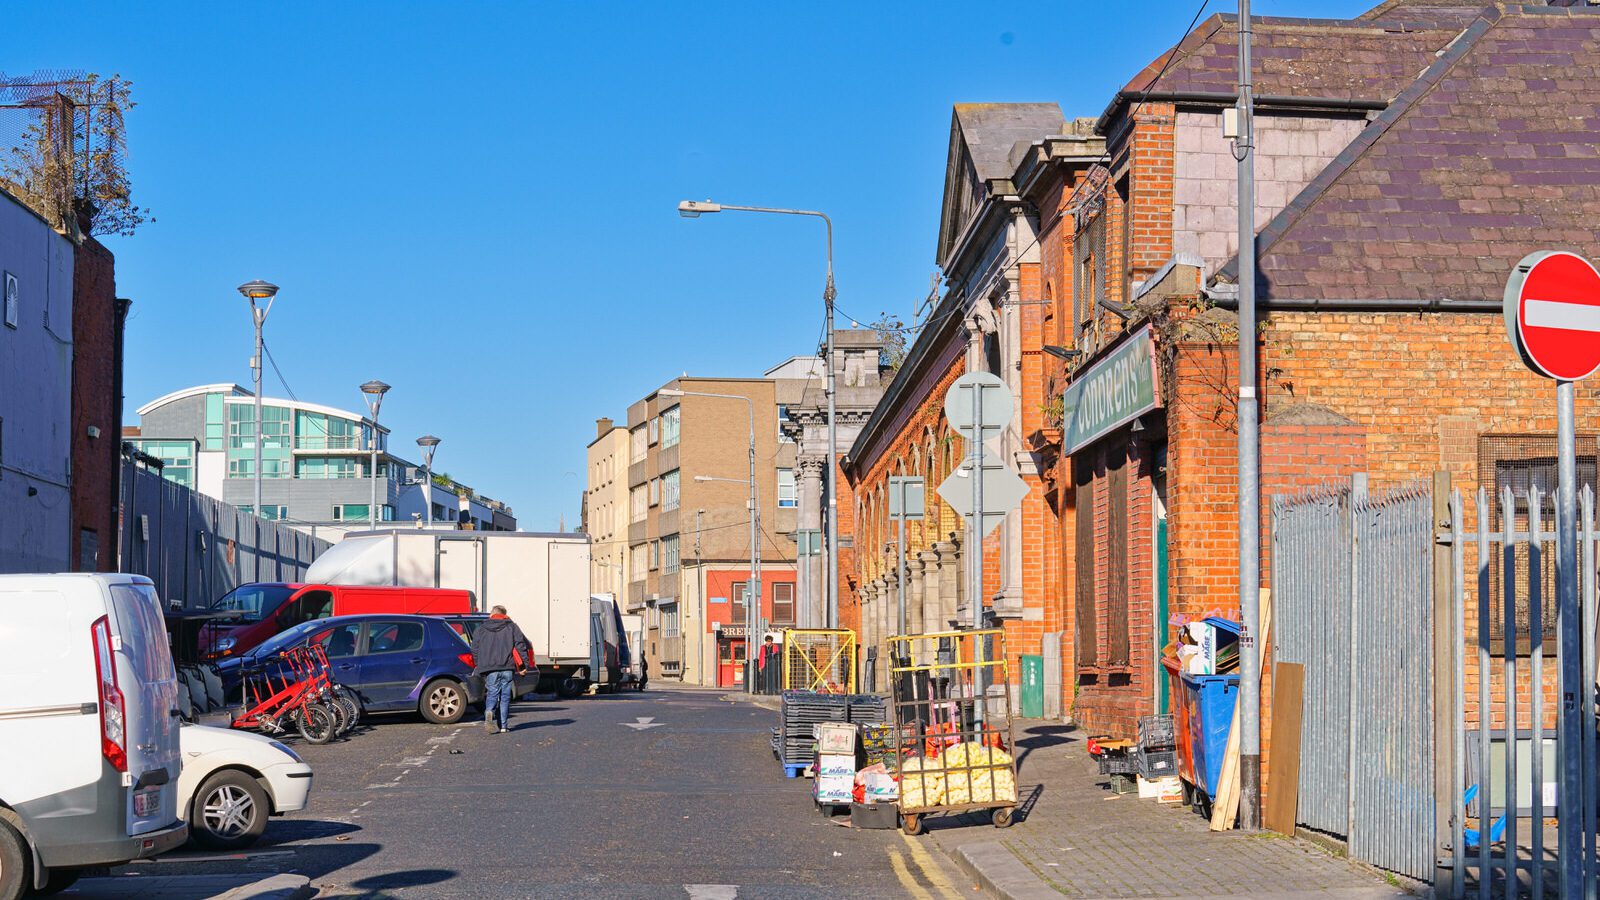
[816,753,856,778]
[1138,775,1184,803]
[815,722,857,754]
[816,774,854,803]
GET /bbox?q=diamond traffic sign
[944,372,1012,444]
[1504,250,1600,382]
[937,448,1029,539]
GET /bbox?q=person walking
[471,605,532,734]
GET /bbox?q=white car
[177,725,313,850]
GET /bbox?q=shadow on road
[1014,723,1077,775]
[347,867,457,894]
[509,717,574,731]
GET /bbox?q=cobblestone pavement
[920,720,1411,899]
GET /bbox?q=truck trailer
[304,531,604,696]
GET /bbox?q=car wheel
[557,677,583,699]
[0,817,29,900]
[33,868,82,896]
[421,678,467,724]
[191,770,270,851]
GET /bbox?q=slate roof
[1225,6,1600,302]
[1360,0,1495,30]
[952,103,1066,182]
[1119,14,1463,103]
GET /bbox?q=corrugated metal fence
[119,460,329,608]
[1272,477,1435,881]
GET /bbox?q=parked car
[217,614,482,724]
[437,614,541,698]
[178,725,312,850]
[0,574,188,899]
[200,583,474,661]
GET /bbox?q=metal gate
[1272,478,1435,880]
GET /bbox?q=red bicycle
[232,645,345,743]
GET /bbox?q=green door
[1155,504,1170,715]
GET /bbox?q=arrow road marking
[623,716,663,731]
[684,886,737,900]
[1527,299,1600,332]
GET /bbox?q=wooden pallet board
[1264,661,1305,836]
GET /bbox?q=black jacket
[471,616,532,675]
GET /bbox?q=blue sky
[12,0,1368,530]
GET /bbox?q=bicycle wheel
[334,686,362,727]
[323,694,350,736]
[296,703,336,744]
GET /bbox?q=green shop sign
[1061,324,1160,454]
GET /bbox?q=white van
[0,574,187,897]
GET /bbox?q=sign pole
[1558,378,1582,895]
[971,378,986,732]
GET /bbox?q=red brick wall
[70,236,121,573]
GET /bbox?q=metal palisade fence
[120,458,330,608]
[1447,484,1599,899]
[1272,478,1436,881]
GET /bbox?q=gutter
[1095,90,1388,134]
[1201,287,1499,313]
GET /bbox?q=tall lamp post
[237,280,280,520]
[359,380,391,529]
[417,435,441,528]
[678,199,838,628]
[659,386,761,691]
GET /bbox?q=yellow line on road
[888,847,934,900]
[900,832,962,898]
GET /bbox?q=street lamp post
[417,435,441,528]
[236,280,280,520]
[678,199,838,628]
[661,387,761,691]
[360,381,391,529]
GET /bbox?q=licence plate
[133,786,161,817]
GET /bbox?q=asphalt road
[100,687,969,899]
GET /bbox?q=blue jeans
[484,670,514,728]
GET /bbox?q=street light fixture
[661,386,763,692]
[417,435,441,528]
[236,280,280,521]
[676,199,839,629]
[359,380,391,529]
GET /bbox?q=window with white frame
[648,477,660,506]
[660,406,680,449]
[630,426,647,463]
[662,470,680,511]
[777,405,795,442]
[661,602,680,637]
[662,535,680,574]
[649,540,660,569]
[648,416,659,445]
[777,468,797,508]
[630,545,648,580]
[631,486,647,522]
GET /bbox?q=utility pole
[1234,0,1263,831]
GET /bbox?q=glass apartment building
[130,384,515,535]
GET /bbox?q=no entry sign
[1504,250,1600,382]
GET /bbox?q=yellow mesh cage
[782,629,857,694]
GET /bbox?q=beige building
[584,419,631,602]
[621,376,802,686]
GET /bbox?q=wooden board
[1264,662,1305,836]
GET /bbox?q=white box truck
[305,531,604,696]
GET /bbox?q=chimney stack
[596,417,614,438]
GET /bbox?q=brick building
[70,232,127,572]
[1046,0,1600,787]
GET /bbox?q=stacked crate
[1136,714,1179,780]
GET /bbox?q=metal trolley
[887,628,1019,835]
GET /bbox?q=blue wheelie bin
[1182,670,1240,801]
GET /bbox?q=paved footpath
[918,719,1413,899]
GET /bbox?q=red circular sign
[1505,251,1600,381]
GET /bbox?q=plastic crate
[1138,714,1175,748]
[1097,750,1139,776]
[1137,747,1179,779]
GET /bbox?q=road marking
[888,848,934,900]
[684,886,737,900]
[365,783,400,789]
[901,832,960,897]
[1527,298,1600,332]
[426,735,455,744]
[623,716,663,730]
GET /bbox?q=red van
[200,582,474,660]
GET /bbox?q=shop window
[1479,434,1598,655]
[771,582,795,624]
[1074,454,1098,668]
[1106,447,1130,667]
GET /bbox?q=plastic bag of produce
[899,755,944,809]
[940,742,1018,805]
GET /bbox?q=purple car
[218,613,483,725]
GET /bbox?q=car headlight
[215,636,237,652]
[268,740,303,763]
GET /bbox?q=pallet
[783,763,810,779]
